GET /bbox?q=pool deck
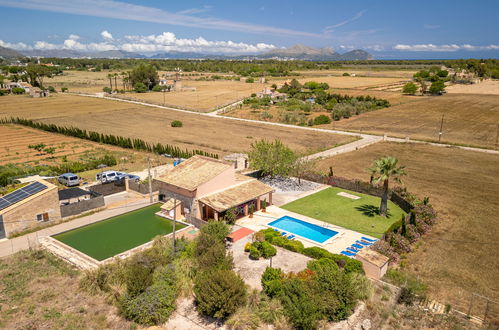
[237,205,377,254]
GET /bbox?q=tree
[107,73,113,90]
[429,80,445,95]
[369,156,406,217]
[248,139,296,177]
[402,82,418,95]
[134,82,148,93]
[114,73,119,91]
[28,143,47,154]
[130,64,158,90]
[102,86,112,93]
[194,269,247,319]
[43,147,56,157]
[25,64,54,88]
[291,155,315,185]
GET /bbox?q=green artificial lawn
[53,204,185,261]
[281,187,405,238]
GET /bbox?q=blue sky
[0,0,498,59]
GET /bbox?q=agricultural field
[294,68,417,79]
[0,94,355,156]
[44,70,121,93]
[331,93,499,148]
[313,141,499,315]
[446,79,499,95]
[0,124,167,181]
[116,79,270,111]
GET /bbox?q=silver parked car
[58,173,80,187]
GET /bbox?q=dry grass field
[46,70,120,93]
[119,79,269,111]
[446,79,499,95]
[271,76,407,90]
[295,69,416,79]
[0,124,166,180]
[314,142,499,315]
[0,94,354,156]
[330,93,499,148]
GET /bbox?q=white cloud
[1,31,275,54]
[0,0,320,38]
[177,5,212,15]
[101,30,113,40]
[394,44,499,52]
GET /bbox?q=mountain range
[0,44,373,61]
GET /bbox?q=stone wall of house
[128,180,160,195]
[2,188,62,237]
[60,195,105,218]
[89,181,126,196]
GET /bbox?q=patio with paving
[237,205,377,255]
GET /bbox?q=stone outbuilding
[0,180,61,238]
[355,249,389,280]
[223,153,249,172]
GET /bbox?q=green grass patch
[281,187,405,238]
[53,204,185,261]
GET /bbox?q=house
[29,87,49,98]
[0,180,61,239]
[58,187,92,206]
[355,249,389,280]
[223,153,249,172]
[256,87,287,100]
[8,81,33,93]
[154,155,273,222]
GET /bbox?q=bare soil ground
[446,79,499,95]
[0,249,133,329]
[314,142,499,316]
[0,124,167,181]
[0,94,354,156]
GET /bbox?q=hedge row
[258,228,364,274]
[1,117,219,160]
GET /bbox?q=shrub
[282,239,304,253]
[48,86,56,93]
[245,77,254,83]
[11,87,25,94]
[279,278,323,329]
[120,279,176,325]
[102,86,112,93]
[134,82,148,93]
[61,87,68,92]
[261,267,283,297]
[197,241,234,270]
[124,258,155,296]
[200,221,230,242]
[260,241,277,258]
[342,72,350,76]
[152,84,163,92]
[249,246,261,260]
[194,269,247,319]
[402,82,418,95]
[313,114,331,125]
[225,306,261,329]
[244,242,252,252]
[385,269,427,305]
[170,120,183,127]
[302,246,333,259]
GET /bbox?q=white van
[58,173,80,187]
[96,171,124,183]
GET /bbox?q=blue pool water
[268,216,338,244]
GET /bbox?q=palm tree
[121,71,127,90]
[107,73,113,90]
[369,156,406,217]
[113,73,118,91]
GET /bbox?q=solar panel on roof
[0,181,48,211]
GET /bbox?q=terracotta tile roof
[356,249,389,267]
[199,179,273,212]
[155,155,233,191]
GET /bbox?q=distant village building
[223,153,249,172]
[29,87,49,98]
[256,87,287,100]
[8,81,33,93]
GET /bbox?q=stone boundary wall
[60,195,105,218]
[128,180,160,195]
[302,172,414,213]
[89,180,126,196]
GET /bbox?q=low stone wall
[89,181,125,196]
[186,214,208,229]
[128,180,160,195]
[60,195,105,218]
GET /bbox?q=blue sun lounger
[361,236,377,242]
[341,251,356,257]
[347,247,359,253]
[356,240,372,246]
[287,235,295,240]
[351,243,364,249]
[280,231,287,236]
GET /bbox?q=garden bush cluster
[259,228,364,274]
[245,240,277,260]
[261,257,371,329]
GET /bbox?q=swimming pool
[268,215,338,244]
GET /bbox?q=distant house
[8,81,33,93]
[0,180,61,238]
[29,87,49,98]
[256,87,287,100]
[154,155,273,222]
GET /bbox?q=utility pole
[172,196,177,257]
[438,114,445,142]
[147,158,153,203]
[495,123,499,150]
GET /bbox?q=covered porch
[198,179,273,221]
